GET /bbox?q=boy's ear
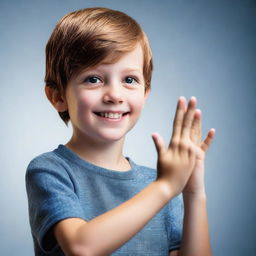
[45,86,68,112]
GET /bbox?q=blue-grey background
[0,0,255,255]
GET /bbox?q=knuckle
[171,138,179,148]
[182,120,189,128]
[188,144,197,156]
[179,140,188,151]
[173,120,182,129]
[187,145,194,155]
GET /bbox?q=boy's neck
[65,134,131,171]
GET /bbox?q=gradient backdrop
[0,0,255,255]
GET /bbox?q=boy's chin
[97,133,127,143]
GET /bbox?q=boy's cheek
[129,95,147,110]
[79,93,99,107]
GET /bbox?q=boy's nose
[103,84,124,104]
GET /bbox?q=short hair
[45,7,153,125]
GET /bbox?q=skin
[45,43,215,256]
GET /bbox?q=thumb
[201,128,216,153]
[152,133,166,156]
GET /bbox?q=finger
[170,96,187,143]
[152,133,166,156]
[181,96,197,139]
[190,109,201,145]
[201,128,216,152]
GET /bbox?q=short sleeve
[25,159,84,253]
[167,194,184,252]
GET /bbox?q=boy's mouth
[94,111,130,119]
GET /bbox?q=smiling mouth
[94,112,130,119]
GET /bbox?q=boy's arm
[55,184,211,256]
[169,250,179,256]
[54,180,174,256]
[168,194,210,256]
[178,193,211,256]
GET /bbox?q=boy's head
[44,7,153,125]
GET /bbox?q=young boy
[26,7,215,256]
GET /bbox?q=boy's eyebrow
[90,66,142,73]
[121,67,142,73]
[101,66,142,72]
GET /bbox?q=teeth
[99,112,123,119]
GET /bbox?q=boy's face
[64,43,150,144]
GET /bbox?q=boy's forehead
[88,65,143,73]
[73,43,144,77]
[91,45,144,71]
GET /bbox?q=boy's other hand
[152,97,214,198]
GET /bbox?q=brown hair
[45,7,153,125]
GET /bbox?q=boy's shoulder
[26,145,67,174]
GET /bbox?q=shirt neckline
[54,144,139,180]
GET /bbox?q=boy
[26,7,215,256]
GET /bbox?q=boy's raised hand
[152,97,215,198]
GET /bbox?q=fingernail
[152,132,158,138]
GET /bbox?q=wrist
[182,191,207,201]
[182,192,208,217]
[154,179,177,202]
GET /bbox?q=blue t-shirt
[25,144,183,255]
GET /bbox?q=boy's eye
[84,76,101,84]
[125,77,136,84]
